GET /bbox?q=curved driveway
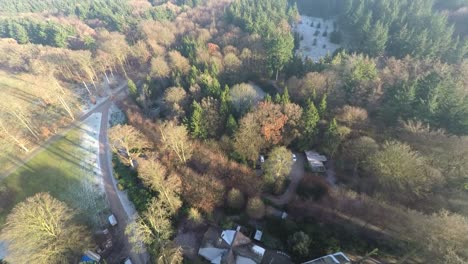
[265,153,305,206]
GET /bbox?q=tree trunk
[104,71,110,84]
[0,122,29,152]
[12,110,40,141]
[119,58,128,78]
[90,78,97,91]
[275,69,279,81]
[82,81,92,96]
[57,95,75,120]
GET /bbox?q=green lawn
[0,124,108,228]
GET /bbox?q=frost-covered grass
[295,15,341,62]
[0,114,107,228]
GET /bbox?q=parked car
[292,154,297,162]
[108,214,117,226]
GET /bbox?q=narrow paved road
[99,97,149,264]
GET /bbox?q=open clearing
[295,15,341,62]
[0,113,107,227]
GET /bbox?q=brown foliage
[257,102,288,145]
[286,72,329,103]
[281,103,303,145]
[189,143,262,196]
[207,43,220,54]
[335,105,368,126]
[118,98,160,144]
[180,168,224,214]
[168,51,190,75]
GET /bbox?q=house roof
[199,248,227,263]
[237,256,257,264]
[222,230,237,245]
[305,151,327,168]
[199,227,266,264]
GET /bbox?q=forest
[0,0,467,263]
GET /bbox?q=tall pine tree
[318,94,327,117]
[300,99,320,149]
[323,118,340,157]
[190,101,206,139]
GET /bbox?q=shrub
[314,30,320,36]
[297,173,329,200]
[317,23,321,28]
[246,197,265,220]
[313,39,317,46]
[288,231,311,260]
[336,105,368,125]
[188,207,203,225]
[227,188,245,210]
[322,31,328,37]
[112,154,152,212]
[220,217,235,230]
[263,232,284,249]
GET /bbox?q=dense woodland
[0,0,467,263]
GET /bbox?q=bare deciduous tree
[0,193,92,264]
[126,198,174,256]
[158,121,193,164]
[137,156,182,214]
[108,124,150,168]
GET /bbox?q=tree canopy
[0,193,92,264]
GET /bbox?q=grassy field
[0,123,108,228]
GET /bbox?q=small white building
[302,252,351,264]
[304,151,327,172]
[254,230,263,241]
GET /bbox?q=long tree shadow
[2,165,108,229]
